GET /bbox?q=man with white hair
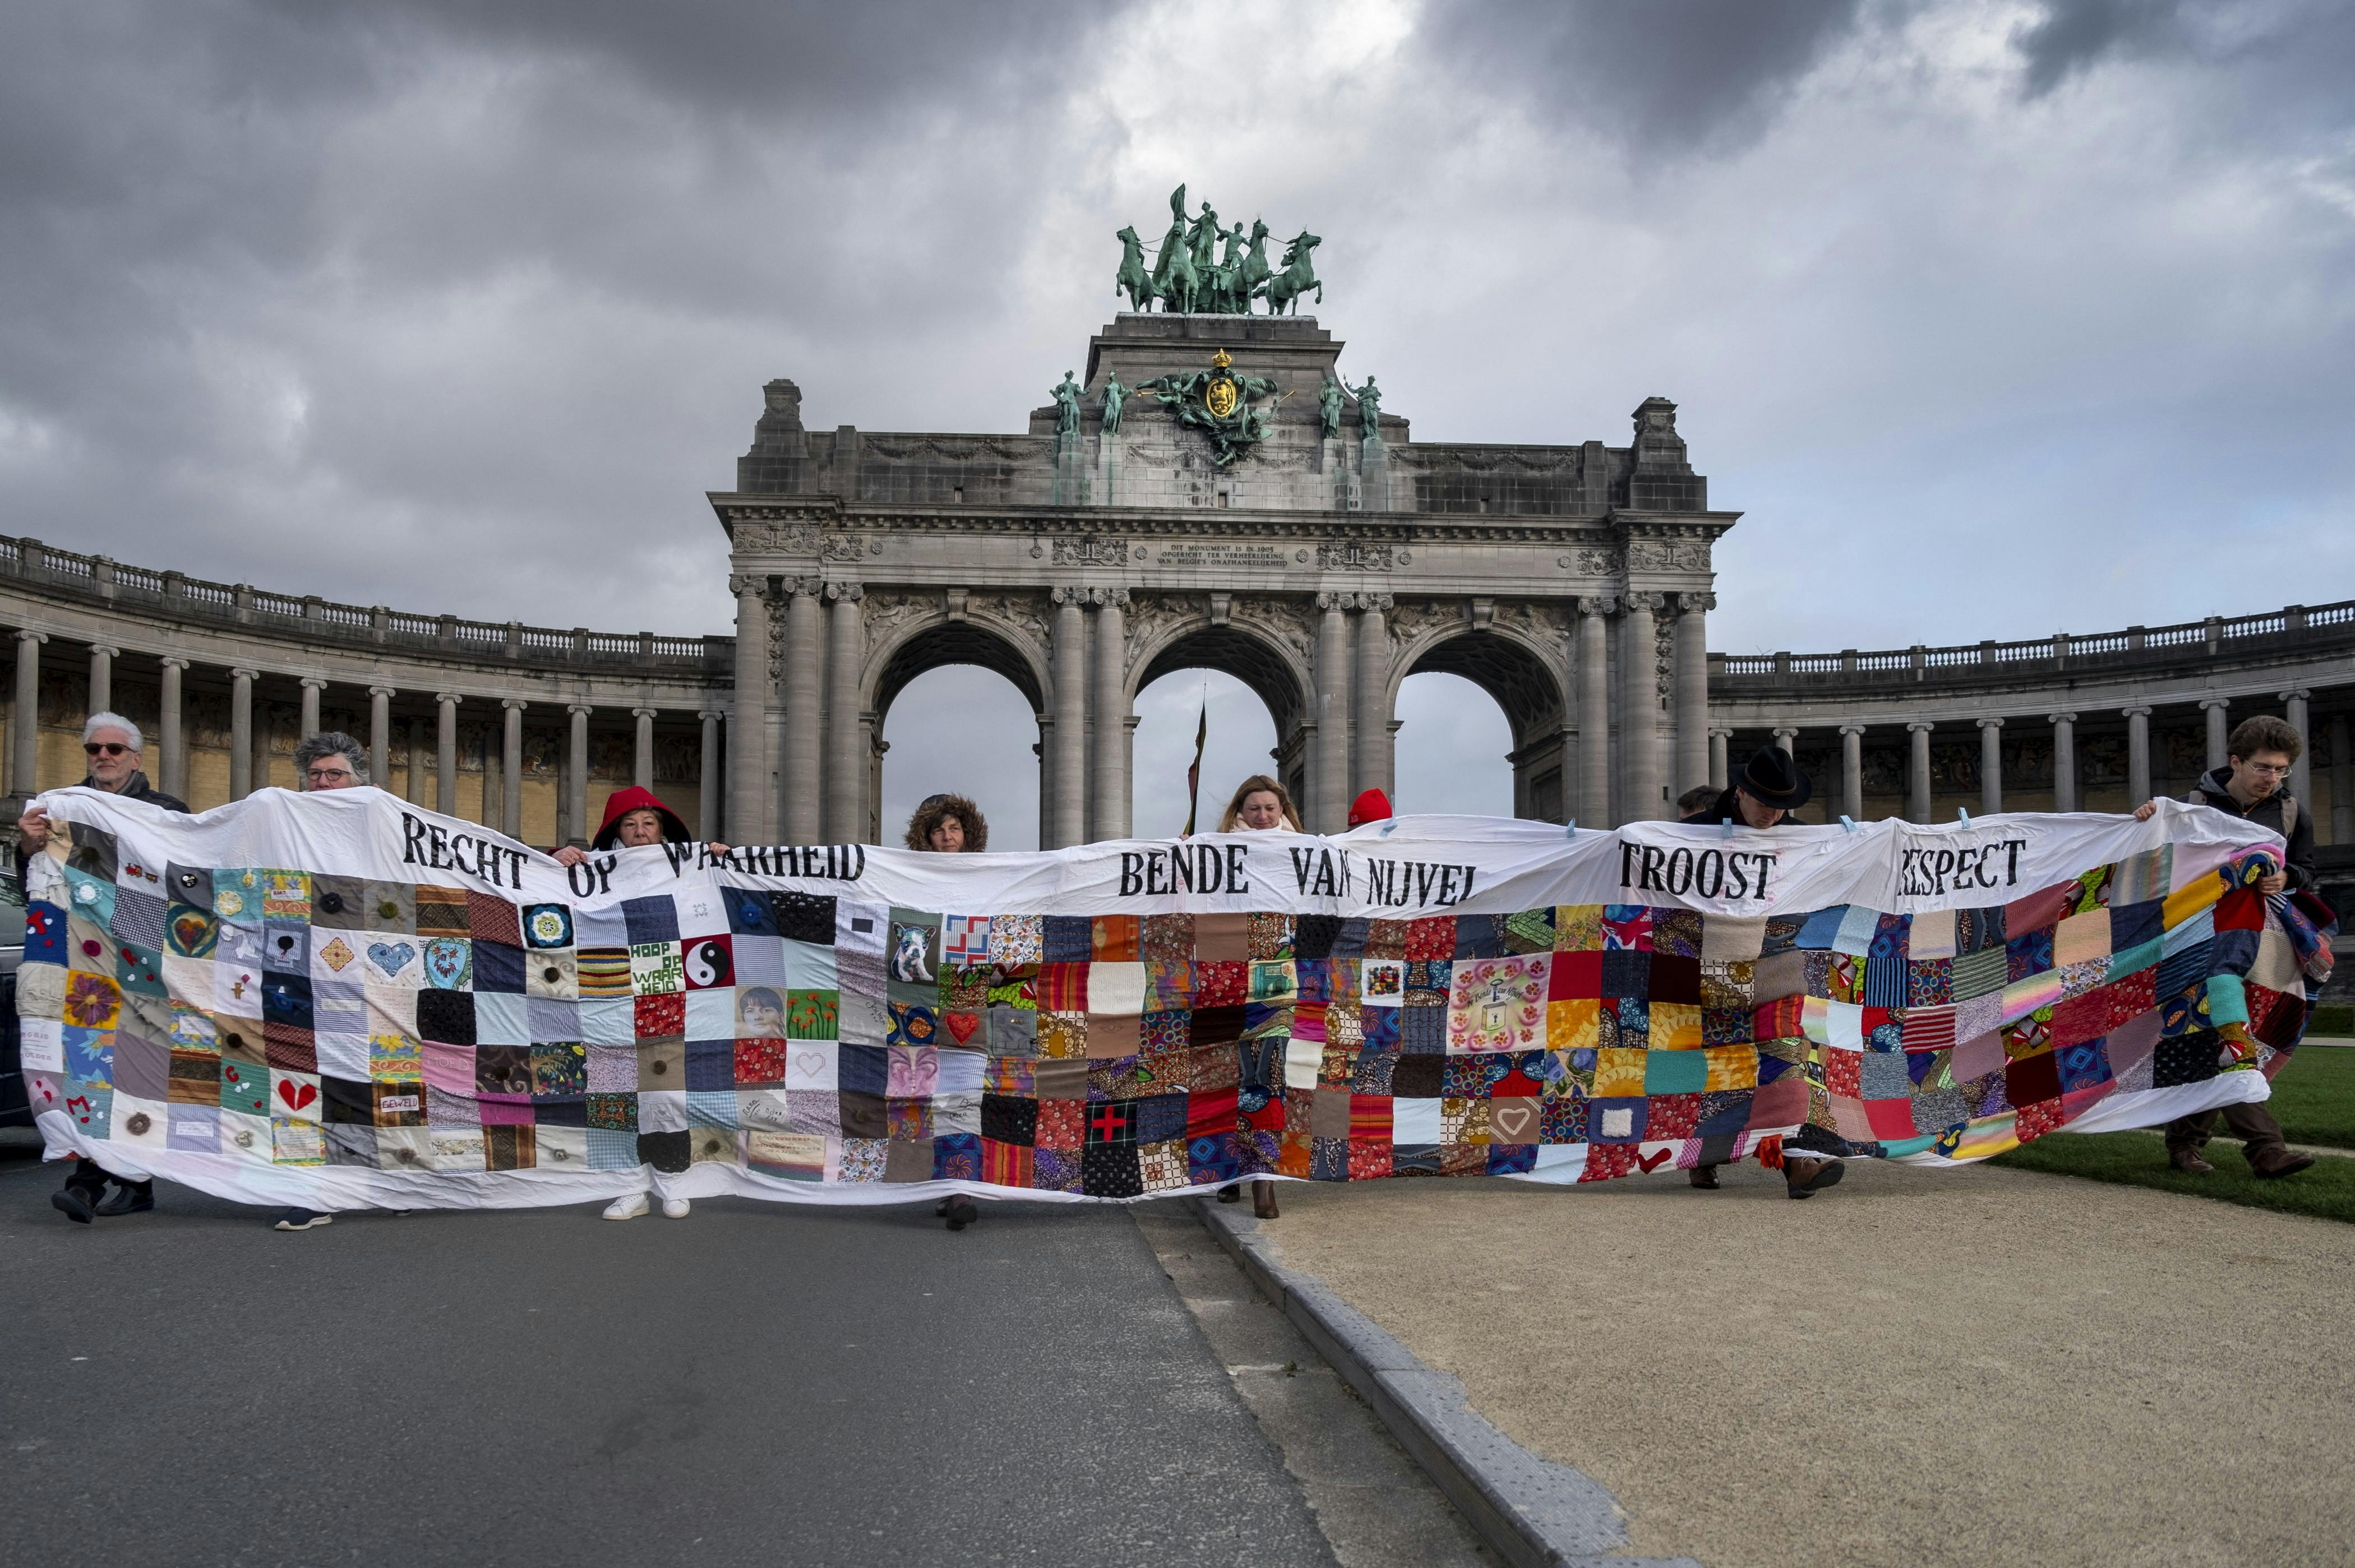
[16,709,189,1223]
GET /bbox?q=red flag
[1182,694,1208,835]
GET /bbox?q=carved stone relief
[1051,537,1128,566]
[1122,593,1197,668]
[967,591,1051,649]
[1625,540,1710,572]
[1315,540,1398,571]
[1232,595,1315,664]
[861,591,931,659]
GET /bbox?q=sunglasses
[83,742,133,757]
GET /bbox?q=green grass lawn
[1993,1132,2355,1225]
[2265,1045,2355,1149]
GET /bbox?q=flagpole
[1182,682,1208,835]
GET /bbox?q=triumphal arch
[714,189,1733,846]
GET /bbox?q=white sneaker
[602,1192,649,1221]
[661,1197,690,1219]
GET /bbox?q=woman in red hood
[553,787,728,1222]
[553,786,729,867]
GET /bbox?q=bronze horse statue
[1114,225,1154,312]
[1264,230,1322,316]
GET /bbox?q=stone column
[1772,725,1797,755]
[2051,712,2078,812]
[1906,721,1933,822]
[1977,717,2003,815]
[368,686,393,789]
[299,676,325,739]
[1090,590,1129,841]
[784,580,825,841]
[158,656,187,801]
[730,574,771,848]
[2201,697,2231,771]
[10,631,43,797]
[1314,594,1352,832]
[2280,688,2312,803]
[825,582,865,843]
[1673,591,1712,795]
[2123,704,2151,803]
[1352,593,1392,803]
[436,692,461,814]
[2331,713,2352,844]
[1708,727,1731,793]
[1839,724,1865,820]
[501,699,526,839]
[89,644,117,715]
[566,704,592,846]
[1050,590,1089,848]
[632,707,656,790]
[405,716,428,806]
[699,708,723,843]
[1576,598,1612,829]
[230,667,257,799]
[1620,594,1662,822]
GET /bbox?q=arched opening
[1130,623,1312,835]
[872,620,1049,851]
[1133,670,1282,837]
[1395,673,1514,816]
[1394,630,1568,822]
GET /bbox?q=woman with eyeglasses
[17,712,188,1225]
[1214,774,1300,1220]
[905,792,987,1229]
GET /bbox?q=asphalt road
[0,1151,1370,1568]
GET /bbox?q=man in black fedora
[1684,743,1812,831]
[1680,745,1847,1200]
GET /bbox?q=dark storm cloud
[1418,0,1874,154]
[0,0,1140,627]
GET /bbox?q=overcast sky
[6,1,2351,841]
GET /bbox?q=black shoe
[52,1186,100,1224]
[94,1182,154,1218]
[944,1195,978,1231]
[1216,1183,1243,1204]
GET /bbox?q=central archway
[865,613,1051,849]
[1392,625,1570,822]
[1130,618,1316,824]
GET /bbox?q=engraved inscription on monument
[1153,542,1294,570]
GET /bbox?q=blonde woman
[1216,774,1299,1219]
[1216,774,1300,833]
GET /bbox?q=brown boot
[1784,1155,1845,1199]
[1251,1180,1281,1220]
[2167,1146,2215,1175]
[1688,1164,1720,1190]
[2250,1148,2316,1180]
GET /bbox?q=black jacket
[1680,785,1805,827]
[15,770,189,899]
[2186,767,2314,891]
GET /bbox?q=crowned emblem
[1205,348,1240,419]
[1137,345,1283,467]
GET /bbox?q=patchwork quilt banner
[20,786,2306,1211]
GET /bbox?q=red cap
[1347,788,1393,828]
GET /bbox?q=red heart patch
[277,1079,317,1112]
[1637,1147,1674,1173]
[944,1011,980,1045]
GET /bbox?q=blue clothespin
[1379,820,1398,838]
[1720,817,1735,839]
[1563,819,1577,838]
[1958,808,1971,827]
[1839,814,1857,834]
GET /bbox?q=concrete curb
[1193,1196,1702,1568]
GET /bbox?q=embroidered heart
[791,1051,828,1081]
[944,1011,980,1045]
[172,913,214,952]
[1636,1147,1674,1173]
[427,942,465,981]
[277,1079,317,1112]
[368,942,415,975]
[1492,1104,1535,1140]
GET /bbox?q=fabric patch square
[620,895,681,946]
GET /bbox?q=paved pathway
[0,1150,1469,1567]
[1259,1160,2355,1568]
